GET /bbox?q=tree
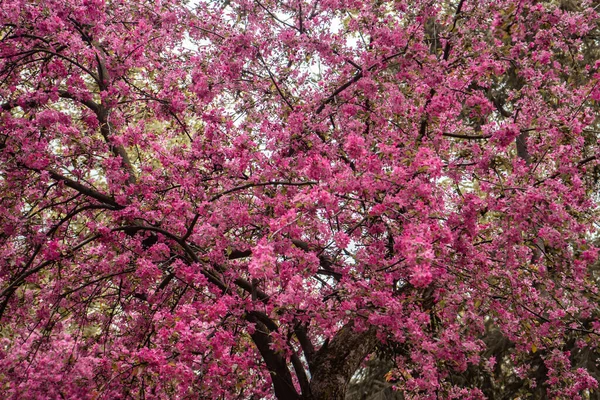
[1,0,600,398]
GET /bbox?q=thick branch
[291,352,311,397]
[47,170,122,208]
[97,106,137,185]
[314,46,409,116]
[246,316,301,400]
[516,130,531,164]
[2,90,99,113]
[315,71,363,115]
[418,0,465,141]
[294,322,316,369]
[443,132,491,140]
[57,90,100,113]
[210,180,316,202]
[292,239,340,280]
[534,155,597,186]
[441,0,465,61]
[0,234,101,301]
[32,48,100,83]
[182,181,315,240]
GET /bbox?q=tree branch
[210,180,316,202]
[246,316,301,400]
[294,322,316,370]
[442,132,491,140]
[309,320,378,400]
[47,170,122,208]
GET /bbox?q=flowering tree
[2,0,600,398]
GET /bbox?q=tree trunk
[308,321,379,400]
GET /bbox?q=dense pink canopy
[1,0,600,398]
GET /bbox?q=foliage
[2,0,600,398]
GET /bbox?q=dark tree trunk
[307,321,379,400]
[249,313,379,400]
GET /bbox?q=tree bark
[248,316,302,400]
[307,321,379,400]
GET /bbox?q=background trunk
[307,322,379,400]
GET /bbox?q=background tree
[2,0,600,399]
